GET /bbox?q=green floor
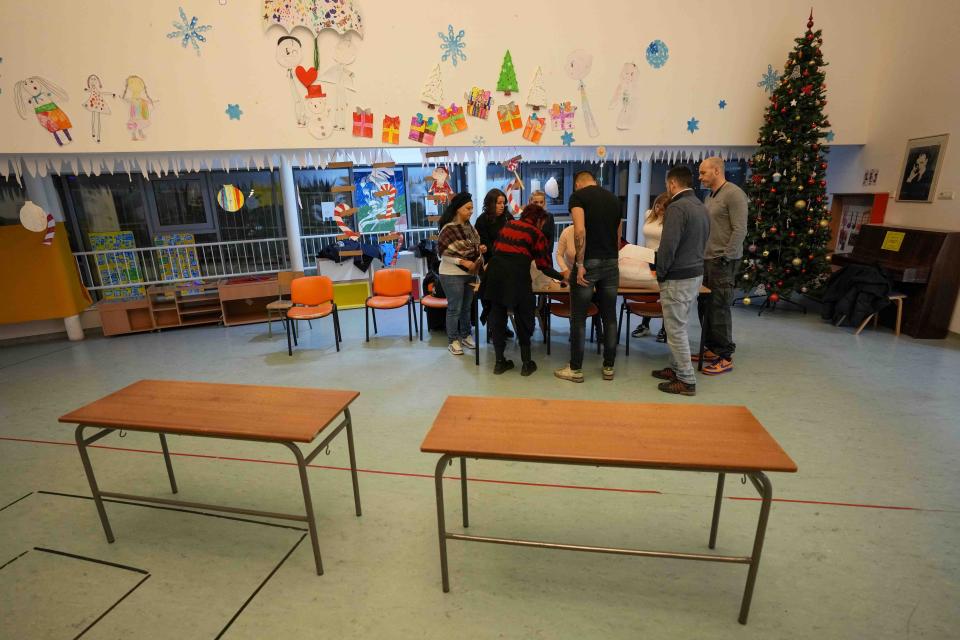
[1,305,958,639]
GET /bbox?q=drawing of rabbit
[14,76,74,145]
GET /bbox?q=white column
[625,158,640,244]
[279,156,304,271]
[469,150,486,223]
[633,159,653,245]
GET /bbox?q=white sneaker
[631,325,651,338]
[448,340,464,355]
[461,335,476,349]
[554,365,584,383]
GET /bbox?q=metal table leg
[344,408,362,517]
[75,425,116,543]
[708,472,725,549]
[283,442,324,576]
[158,433,178,494]
[434,454,453,591]
[738,471,773,624]
[460,457,469,528]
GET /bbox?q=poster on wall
[353,167,406,235]
[896,133,949,202]
[89,231,145,300]
[834,205,872,254]
[154,233,201,286]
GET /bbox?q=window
[405,165,467,228]
[649,159,749,206]
[148,176,215,232]
[294,168,352,236]
[522,164,566,214]
[62,174,152,251]
[0,176,28,227]
[207,170,283,241]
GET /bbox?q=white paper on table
[321,201,335,220]
[619,243,656,264]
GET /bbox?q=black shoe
[656,328,667,343]
[658,379,696,396]
[504,327,515,338]
[493,359,515,375]
[651,367,677,381]
[521,360,538,376]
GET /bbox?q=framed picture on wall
[896,134,949,203]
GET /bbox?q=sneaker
[631,325,651,338]
[505,327,515,338]
[656,328,667,343]
[651,367,678,381]
[521,360,538,377]
[461,335,476,349]
[691,349,720,363]
[448,340,463,356]
[493,359,515,375]
[554,365,584,383]
[602,366,615,381]
[658,379,696,396]
[703,358,734,376]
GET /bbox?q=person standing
[698,157,748,375]
[652,166,711,395]
[474,188,514,339]
[529,189,556,243]
[437,192,484,356]
[555,171,622,383]
[632,191,670,340]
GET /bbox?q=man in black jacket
[652,166,710,396]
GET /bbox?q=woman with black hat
[436,192,485,356]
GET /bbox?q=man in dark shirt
[555,171,622,383]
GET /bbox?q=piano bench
[855,293,907,337]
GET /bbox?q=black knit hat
[445,191,473,217]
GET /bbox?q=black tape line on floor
[34,547,149,575]
[73,573,151,640]
[38,490,308,533]
[0,549,30,571]
[215,533,308,640]
[0,491,34,513]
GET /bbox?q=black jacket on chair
[820,264,892,327]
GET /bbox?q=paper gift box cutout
[422,117,439,145]
[438,103,468,136]
[465,87,493,119]
[409,113,438,144]
[522,112,545,144]
[352,108,374,138]
[497,101,523,134]
[549,102,577,131]
[382,115,400,145]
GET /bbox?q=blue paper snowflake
[757,64,779,93]
[225,104,242,120]
[645,40,669,69]
[686,117,700,134]
[167,7,212,56]
[472,135,486,146]
[561,131,575,146]
[439,25,467,67]
[718,99,727,110]
[824,131,835,142]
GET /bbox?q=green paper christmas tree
[497,50,519,95]
[742,11,832,305]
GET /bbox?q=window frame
[144,174,218,235]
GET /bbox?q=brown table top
[421,396,797,473]
[59,380,359,443]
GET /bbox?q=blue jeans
[660,276,703,385]
[439,273,474,342]
[569,258,619,370]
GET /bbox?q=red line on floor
[0,435,947,511]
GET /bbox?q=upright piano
[830,224,960,339]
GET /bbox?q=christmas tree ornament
[772,172,781,182]
[819,218,829,227]
[762,250,770,257]
[769,293,780,303]
[743,297,752,305]
[748,244,758,253]
[795,199,807,209]
[792,258,802,266]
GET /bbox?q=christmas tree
[526,66,547,111]
[420,64,443,109]
[742,11,832,305]
[497,50,519,95]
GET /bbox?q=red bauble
[769,293,781,302]
[789,231,796,238]
[771,188,777,194]
[819,180,827,187]
[769,226,778,233]
[777,280,784,287]
[820,162,828,169]
[781,108,787,114]
[808,178,815,184]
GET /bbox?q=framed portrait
[896,134,949,203]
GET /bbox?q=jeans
[661,276,703,385]
[569,258,619,370]
[701,258,737,359]
[439,273,474,343]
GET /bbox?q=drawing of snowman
[304,84,334,139]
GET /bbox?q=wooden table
[59,380,362,575]
[420,396,797,624]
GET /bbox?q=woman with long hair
[633,191,670,340]
[436,192,485,356]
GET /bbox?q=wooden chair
[855,293,906,337]
[419,281,448,341]
[365,268,418,342]
[617,294,663,356]
[286,276,341,356]
[544,295,599,356]
[266,270,304,336]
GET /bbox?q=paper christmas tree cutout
[497,50,519,95]
[421,64,443,109]
[526,66,547,111]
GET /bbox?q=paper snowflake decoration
[225,104,242,120]
[439,25,467,67]
[824,131,835,142]
[561,131,575,146]
[757,64,779,93]
[167,7,212,56]
[686,117,700,134]
[472,135,486,146]
[718,99,727,110]
[645,40,669,69]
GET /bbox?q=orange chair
[419,281,448,341]
[544,295,599,356]
[618,294,663,356]
[365,268,417,342]
[286,276,341,356]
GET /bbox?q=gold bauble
[743,297,752,305]
[819,218,829,228]
[792,258,802,266]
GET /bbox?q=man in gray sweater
[653,166,710,396]
[698,157,748,375]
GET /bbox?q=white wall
[824,0,960,332]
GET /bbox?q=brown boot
[657,379,696,396]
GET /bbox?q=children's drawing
[437,103,467,136]
[304,83,334,139]
[465,87,492,119]
[409,113,438,145]
[429,167,453,204]
[609,62,639,130]
[352,107,374,138]
[522,112,544,144]
[549,102,576,132]
[14,76,73,146]
[82,74,115,143]
[497,50,518,95]
[263,0,365,70]
[217,185,245,212]
[167,6,212,56]
[320,34,358,131]
[526,66,546,111]
[421,64,443,109]
[438,25,467,67]
[565,50,598,138]
[121,76,155,141]
[277,36,306,127]
[354,167,406,235]
[382,115,400,144]
[497,101,522,134]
